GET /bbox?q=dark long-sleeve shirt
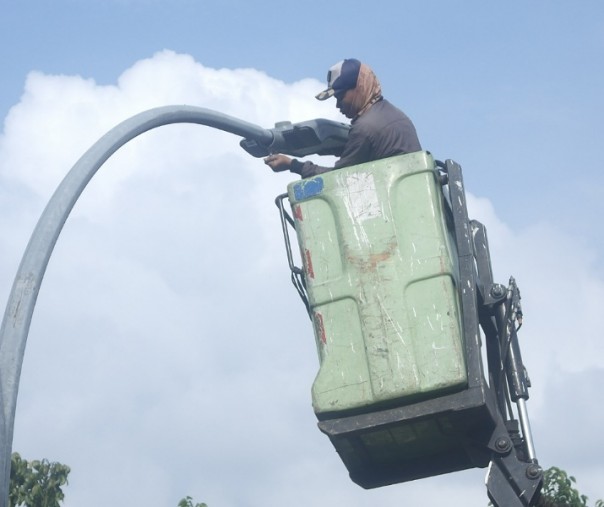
[290,98,421,179]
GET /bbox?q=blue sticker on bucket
[293,177,324,201]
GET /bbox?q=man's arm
[264,154,332,178]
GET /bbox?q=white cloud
[1,51,602,506]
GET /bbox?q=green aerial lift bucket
[288,151,467,417]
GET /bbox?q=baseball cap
[315,59,361,101]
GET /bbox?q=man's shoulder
[372,99,409,118]
[355,99,409,128]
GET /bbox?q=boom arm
[444,160,543,506]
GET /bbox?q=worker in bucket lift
[264,58,422,178]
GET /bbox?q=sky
[1,0,603,506]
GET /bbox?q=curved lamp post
[0,104,348,506]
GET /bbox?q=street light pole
[0,105,276,507]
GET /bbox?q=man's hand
[264,154,292,172]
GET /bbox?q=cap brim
[315,88,334,101]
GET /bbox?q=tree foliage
[9,452,209,507]
[536,466,602,507]
[9,453,70,507]
[539,466,588,506]
[177,496,207,507]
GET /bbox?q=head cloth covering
[348,63,382,119]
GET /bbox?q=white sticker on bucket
[338,171,382,223]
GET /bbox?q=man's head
[315,59,361,101]
[316,59,383,120]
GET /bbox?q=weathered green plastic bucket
[288,151,467,419]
